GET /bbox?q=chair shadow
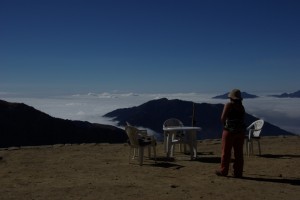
[240,176,300,186]
[147,156,185,169]
[187,151,221,163]
[151,162,185,169]
[155,156,176,162]
[258,154,300,159]
[197,151,215,156]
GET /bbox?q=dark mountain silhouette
[212,92,259,99]
[0,99,127,148]
[104,98,293,140]
[269,90,300,98]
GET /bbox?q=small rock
[170,184,179,188]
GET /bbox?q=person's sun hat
[228,89,242,100]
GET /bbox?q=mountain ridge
[104,98,294,140]
[0,99,127,148]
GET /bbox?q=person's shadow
[241,153,300,185]
[239,175,300,186]
[194,153,300,186]
[258,154,300,159]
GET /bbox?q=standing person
[216,89,246,178]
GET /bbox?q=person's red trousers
[219,130,245,177]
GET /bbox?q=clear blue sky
[1,0,299,96]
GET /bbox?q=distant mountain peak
[212,92,259,99]
[269,90,300,98]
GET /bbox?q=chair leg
[171,143,175,157]
[245,140,248,156]
[246,141,248,156]
[129,148,132,163]
[249,140,253,155]
[164,133,168,153]
[153,146,157,163]
[133,148,137,158]
[139,146,144,166]
[183,143,187,154]
[167,143,175,158]
[148,146,151,158]
[249,140,253,156]
[257,140,261,155]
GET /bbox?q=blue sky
[1,0,300,96]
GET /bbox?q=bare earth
[0,136,299,200]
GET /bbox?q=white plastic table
[163,126,201,160]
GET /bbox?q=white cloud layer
[1,92,300,135]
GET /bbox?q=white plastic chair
[245,119,264,156]
[125,125,156,166]
[163,118,186,157]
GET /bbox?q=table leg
[189,130,197,160]
[166,132,173,158]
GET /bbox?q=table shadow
[194,156,221,163]
[151,162,185,169]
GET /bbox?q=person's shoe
[215,170,227,177]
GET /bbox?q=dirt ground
[0,136,299,200]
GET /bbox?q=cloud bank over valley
[1,92,299,135]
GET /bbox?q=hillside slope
[0,99,127,148]
[104,98,293,139]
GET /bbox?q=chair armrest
[137,129,148,137]
[253,128,262,131]
[246,126,253,130]
[137,129,147,133]
[247,127,262,131]
[136,128,156,143]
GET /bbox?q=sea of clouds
[1,92,299,135]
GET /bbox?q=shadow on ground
[148,156,185,169]
[241,176,300,186]
[151,162,185,169]
[194,156,221,163]
[259,154,300,159]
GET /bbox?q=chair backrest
[248,119,264,137]
[125,125,140,147]
[163,118,183,128]
[126,121,132,126]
